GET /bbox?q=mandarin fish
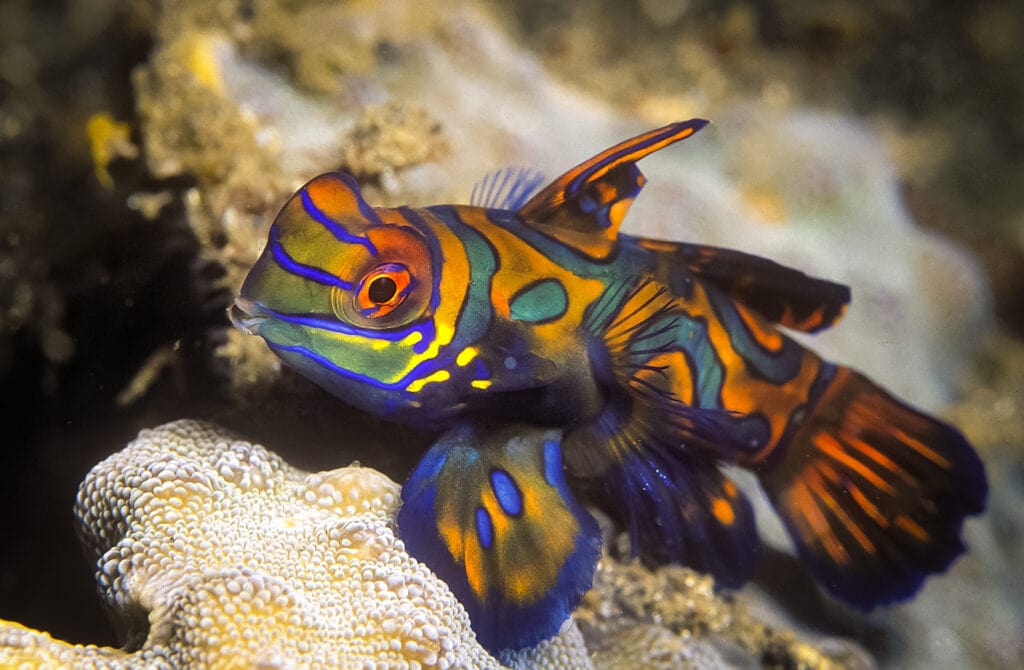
[230,119,987,653]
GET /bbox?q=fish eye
[355,263,413,318]
[367,275,397,303]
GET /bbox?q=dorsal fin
[638,239,851,333]
[518,119,709,260]
[470,167,546,210]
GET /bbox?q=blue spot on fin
[475,506,494,550]
[489,469,523,516]
[470,167,547,211]
[398,423,601,653]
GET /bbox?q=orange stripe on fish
[233,119,986,648]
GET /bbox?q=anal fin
[565,403,761,588]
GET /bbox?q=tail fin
[757,367,987,608]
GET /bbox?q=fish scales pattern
[231,120,987,653]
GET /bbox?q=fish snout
[228,296,268,335]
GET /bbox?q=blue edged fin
[398,423,602,653]
[757,367,987,608]
[470,167,547,211]
[637,239,851,333]
[518,120,708,260]
[566,408,761,588]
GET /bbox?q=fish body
[232,120,987,653]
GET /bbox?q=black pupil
[368,276,398,304]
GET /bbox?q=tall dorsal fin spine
[565,119,710,195]
[519,119,710,221]
[516,120,709,260]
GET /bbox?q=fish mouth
[228,296,268,335]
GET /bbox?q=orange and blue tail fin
[397,423,602,653]
[756,367,987,608]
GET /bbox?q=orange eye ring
[355,263,413,318]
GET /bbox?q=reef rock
[0,420,878,670]
[0,420,591,669]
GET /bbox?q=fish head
[230,172,445,416]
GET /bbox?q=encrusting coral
[0,420,592,669]
[0,418,880,669]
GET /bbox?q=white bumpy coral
[0,419,592,669]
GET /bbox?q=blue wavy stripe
[300,186,378,255]
[703,287,802,384]
[256,304,435,346]
[271,235,353,290]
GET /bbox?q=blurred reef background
[0,0,1021,667]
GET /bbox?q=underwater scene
[1,1,1022,668]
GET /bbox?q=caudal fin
[757,367,987,608]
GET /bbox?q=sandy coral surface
[0,420,859,669]
[0,420,592,669]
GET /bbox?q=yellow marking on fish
[316,321,454,386]
[407,369,451,393]
[893,427,952,469]
[371,330,423,351]
[608,198,633,229]
[457,209,604,360]
[807,468,876,556]
[813,431,897,496]
[456,347,479,367]
[848,483,889,528]
[464,537,486,601]
[681,281,822,463]
[734,302,783,352]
